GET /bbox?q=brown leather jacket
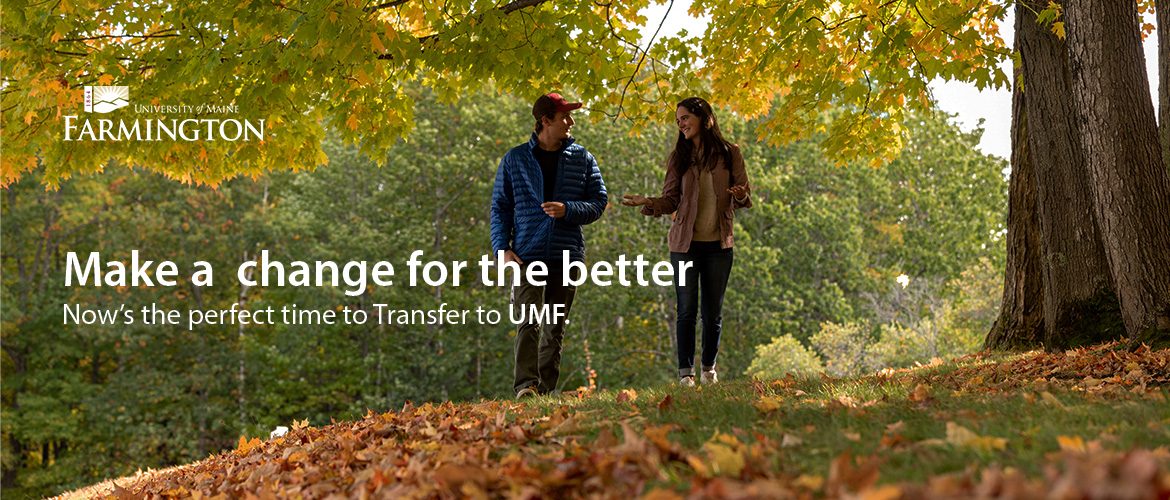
[640,144,752,252]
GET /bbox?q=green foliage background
[1,89,1006,496]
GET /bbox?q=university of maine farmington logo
[83,86,129,113]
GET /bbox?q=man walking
[490,92,608,398]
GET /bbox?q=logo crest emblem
[84,86,129,113]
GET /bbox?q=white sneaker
[679,375,696,387]
[700,370,718,385]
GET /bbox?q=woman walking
[621,97,751,387]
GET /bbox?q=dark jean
[512,263,579,394]
[671,241,734,378]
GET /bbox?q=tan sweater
[692,169,720,241]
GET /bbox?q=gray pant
[513,263,579,394]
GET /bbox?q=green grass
[64,347,1170,497]
[524,354,1170,486]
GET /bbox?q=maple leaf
[754,395,782,413]
[656,394,673,411]
[434,464,489,493]
[909,383,932,403]
[234,436,263,456]
[828,450,880,495]
[945,422,1007,454]
[97,73,115,85]
[1057,435,1086,453]
[702,433,746,477]
[616,388,637,403]
[643,425,678,454]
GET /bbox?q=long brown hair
[673,97,732,175]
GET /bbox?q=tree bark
[985,19,1046,349]
[1017,0,1123,349]
[1065,0,1170,343]
[1159,0,1169,172]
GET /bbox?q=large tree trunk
[1017,0,1123,349]
[1159,0,1169,172]
[1065,0,1170,342]
[985,19,1046,349]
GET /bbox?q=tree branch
[500,0,548,14]
[364,0,410,13]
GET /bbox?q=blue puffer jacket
[491,134,608,263]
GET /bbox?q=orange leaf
[616,388,637,403]
[657,394,673,411]
[909,383,931,403]
[1056,435,1086,453]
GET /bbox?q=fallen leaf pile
[920,342,1170,394]
[70,344,1170,499]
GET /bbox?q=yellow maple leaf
[754,395,782,413]
[97,73,114,85]
[703,442,745,477]
[1056,435,1086,452]
[945,422,1006,453]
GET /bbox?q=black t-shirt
[533,146,560,201]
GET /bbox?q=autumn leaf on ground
[643,425,679,454]
[828,450,881,496]
[909,383,932,403]
[881,421,906,449]
[1057,435,1087,453]
[703,442,746,478]
[234,436,262,456]
[657,394,673,411]
[642,488,684,500]
[616,388,638,403]
[1041,391,1067,409]
[945,422,1007,453]
[754,395,782,413]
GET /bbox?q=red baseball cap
[532,92,582,119]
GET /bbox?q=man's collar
[528,132,575,150]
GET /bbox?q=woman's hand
[621,194,650,207]
[727,184,749,201]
